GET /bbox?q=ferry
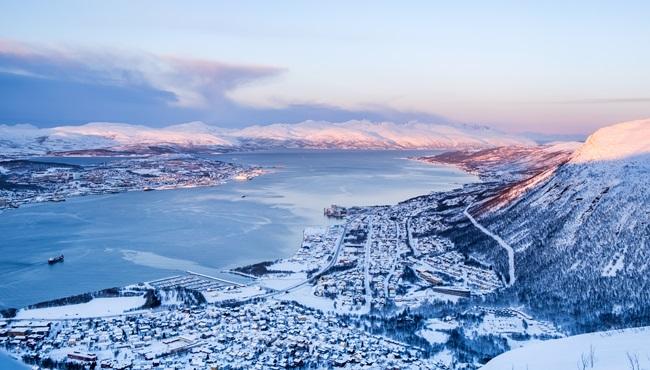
[48,254,64,265]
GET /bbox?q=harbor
[148,271,245,292]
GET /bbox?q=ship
[48,254,64,265]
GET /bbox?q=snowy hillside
[571,119,650,164]
[472,119,650,331]
[53,122,233,147]
[482,326,650,370]
[0,120,533,156]
[418,142,581,182]
[0,122,234,156]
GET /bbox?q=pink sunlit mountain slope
[0,120,534,156]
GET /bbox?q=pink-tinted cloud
[0,39,284,109]
[0,39,451,128]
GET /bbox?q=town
[1,300,442,369]
[1,180,562,369]
[0,156,265,210]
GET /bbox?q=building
[67,351,97,362]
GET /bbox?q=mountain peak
[570,118,650,164]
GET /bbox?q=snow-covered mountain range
[0,120,534,156]
[474,119,650,332]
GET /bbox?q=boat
[48,254,64,265]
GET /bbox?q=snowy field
[482,326,650,370]
[203,285,265,303]
[14,296,146,319]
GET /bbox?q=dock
[148,271,244,293]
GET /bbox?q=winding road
[464,204,516,286]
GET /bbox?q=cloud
[0,39,284,126]
[554,98,650,104]
[0,39,451,127]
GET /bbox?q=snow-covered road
[464,204,516,286]
[265,225,347,298]
[363,218,375,312]
[383,220,400,298]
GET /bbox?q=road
[262,224,348,298]
[383,220,400,299]
[464,204,516,286]
[405,206,435,257]
[363,218,374,311]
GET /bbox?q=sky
[1,0,649,135]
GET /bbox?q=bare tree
[626,351,640,370]
[578,353,588,370]
[578,345,596,370]
[588,344,596,368]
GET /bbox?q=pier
[148,271,244,292]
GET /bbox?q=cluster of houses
[305,181,520,314]
[310,193,501,313]
[313,217,371,311]
[462,306,562,338]
[1,300,440,369]
[364,214,411,310]
[0,156,263,209]
[417,251,503,295]
[275,225,345,274]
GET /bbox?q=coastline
[0,155,267,212]
[0,149,492,368]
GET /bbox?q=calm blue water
[0,351,27,370]
[0,150,476,310]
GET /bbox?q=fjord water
[0,350,26,370]
[0,150,476,310]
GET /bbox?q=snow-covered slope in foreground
[482,326,650,370]
[0,120,534,155]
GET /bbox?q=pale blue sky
[1,1,649,134]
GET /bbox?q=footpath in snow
[464,204,516,286]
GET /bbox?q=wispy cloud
[554,98,650,104]
[0,39,284,109]
[0,39,450,127]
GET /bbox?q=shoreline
[0,155,267,212]
[0,152,476,314]
[1,150,491,368]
